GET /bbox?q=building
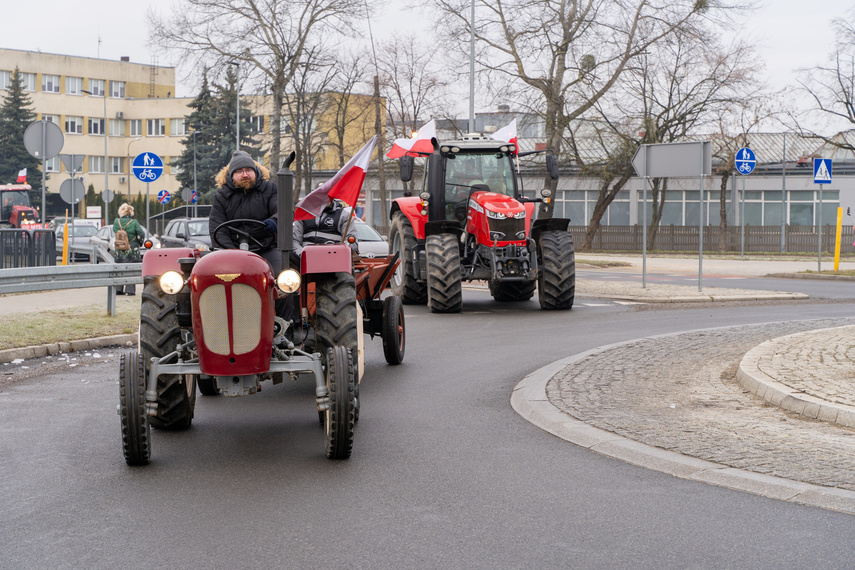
[0,48,383,218]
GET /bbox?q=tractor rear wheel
[119,350,150,466]
[381,295,406,365]
[324,346,356,459]
[389,213,427,305]
[537,231,576,310]
[426,233,463,313]
[139,277,195,429]
[488,279,536,302]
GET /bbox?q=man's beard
[234,177,255,190]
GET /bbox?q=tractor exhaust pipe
[277,152,296,270]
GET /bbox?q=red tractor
[118,153,405,465]
[0,184,40,228]
[388,134,575,313]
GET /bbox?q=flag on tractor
[490,119,518,154]
[386,120,436,159]
[16,168,27,183]
[295,136,377,221]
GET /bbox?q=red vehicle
[118,154,405,465]
[0,184,40,228]
[388,134,575,313]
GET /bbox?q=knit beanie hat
[228,151,257,178]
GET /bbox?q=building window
[65,116,83,134]
[41,74,60,93]
[109,157,125,174]
[110,80,125,98]
[108,119,125,136]
[129,119,142,137]
[170,157,184,175]
[66,76,83,95]
[45,156,60,173]
[0,70,9,89]
[250,115,265,134]
[170,118,188,136]
[89,156,106,174]
[88,79,105,96]
[88,117,105,135]
[20,72,36,91]
[147,119,165,136]
[42,113,60,124]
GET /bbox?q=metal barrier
[0,264,143,316]
[0,229,56,268]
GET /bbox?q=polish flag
[16,168,27,183]
[491,119,518,154]
[295,136,377,221]
[386,120,436,159]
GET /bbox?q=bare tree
[325,53,376,168]
[432,0,742,218]
[148,0,367,173]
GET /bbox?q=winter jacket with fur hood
[209,160,279,250]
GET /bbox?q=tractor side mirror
[400,156,414,182]
[546,154,560,180]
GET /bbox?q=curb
[511,347,855,515]
[736,331,855,428]
[0,334,138,364]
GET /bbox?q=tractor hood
[469,191,525,219]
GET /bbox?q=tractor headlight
[193,243,209,252]
[485,209,503,219]
[276,268,301,294]
[160,270,185,295]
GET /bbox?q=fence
[571,225,855,254]
[0,229,56,269]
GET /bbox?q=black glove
[263,218,277,234]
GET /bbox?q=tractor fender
[424,220,464,239]
[141,247,195,277]
[391,197,427,240]
[531,218,571,244]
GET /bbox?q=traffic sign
[813,158,832,184]
[157,190,171,204]
[24,119,64,160]
[181,188,199,203]
[631,141,712,178]
[132,152,163,182]
[735,147,756,175]
[59,178,85,204]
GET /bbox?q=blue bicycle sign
[132,152,163,182]
[735,147,756,175]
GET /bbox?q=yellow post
[61,208,69,266]
[834,206,843,271]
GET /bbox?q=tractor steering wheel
[212,218,276,253]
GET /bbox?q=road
[2,271,855,567]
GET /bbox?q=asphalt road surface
[2,283,855,567]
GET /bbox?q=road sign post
[813,158,833,272]
[735,147,756,259]
[133,152,163,235]
[24,119,64,223]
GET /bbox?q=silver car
[90,224,161,256]
[353,219,388,258]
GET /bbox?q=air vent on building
[116,112,124,119]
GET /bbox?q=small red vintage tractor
[388,134,575,313]
[118,153,405,466]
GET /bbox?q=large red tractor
[118,153,405,465]
[388,134,575,313]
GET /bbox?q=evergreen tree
[174,67,261,204]
[0,67,42,191]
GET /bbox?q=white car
[353,220,388,258]
[90,224,161,256]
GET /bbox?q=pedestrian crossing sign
[813,158,832,184]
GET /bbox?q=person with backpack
[113,202,144,295]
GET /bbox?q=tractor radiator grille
[199,283,262,355]
[488,217,525,241]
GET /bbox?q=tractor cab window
[1,190,29,219]
[444,153,514,206]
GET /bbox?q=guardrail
[0,263,143,316]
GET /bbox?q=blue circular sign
[157,190,171,204]
[132,152,164,182]
[190,190,198,204]
[735,147,756,175]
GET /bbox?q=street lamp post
[82,89,108,225]
[228,61,240,152]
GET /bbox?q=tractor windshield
[444,153,515,205]
[1,190,30,221]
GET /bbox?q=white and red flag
[295,136,377,221]
[386,120,436,159]
[490,119,518,154]
[16,168,27,183]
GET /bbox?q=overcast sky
[3,1,853,124]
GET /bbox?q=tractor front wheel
[389,214,427,305]
[425,233,463,313]
[537,231,576,310]
[381,295,405,365]
[324,346,356,459]
[119,350,150,466]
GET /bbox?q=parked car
[353,219,389,258]
[54,223,99,261]
[90,224,161,257]
[160,217,211,251]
